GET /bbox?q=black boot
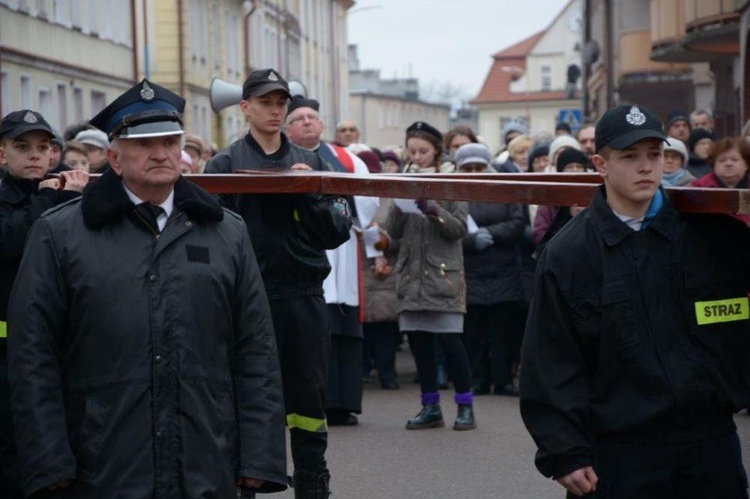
[293,469,331,499]
[453,404,476,430]
[406,403,444,429]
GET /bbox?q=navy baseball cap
[90,79,185,140]
[595,104,667,152]
[242,69,291,100]
[0,110,54,140]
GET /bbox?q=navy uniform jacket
[8,170,287,497]
[206,132,352,300]
[520,185,750,479]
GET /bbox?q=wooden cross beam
[184,171,750,216]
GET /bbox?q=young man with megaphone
[205,69,352,499]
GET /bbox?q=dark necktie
[135,202,165,233]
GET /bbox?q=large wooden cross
[185,171,750,216]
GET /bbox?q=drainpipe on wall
[177,0,185,97]
[604,0,614,107]
[131,0,138,81]
[330,0,339,127]
[142,0,150,79]
[582,0,591,119]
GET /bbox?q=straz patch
[694,297,749,326]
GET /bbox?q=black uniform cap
[242,69,291,100]
[0,110,54,140]
[595,104,667,153]
[287,96,320,117]
[406,121,443,143]
[90,79,185,140]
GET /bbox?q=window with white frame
[189,0,208,62]
[211,1,221,70]
[35,0,49,18]
[73,87,83,122]
[225,11,240,75]
[20,75,32,108]
[541,65,551,92]
[54,0,71,26]
[1,72,9,116]
[57,83,68,130]
[262,13,278,70]
[39,88,51,118]
[91,90,106,115]
[70,0,82,29]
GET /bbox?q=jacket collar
[590,185,679,246]
[0,174,38,204]
[81,168,223,229]
[244,130,291,160]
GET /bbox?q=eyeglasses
[287,113,320,126]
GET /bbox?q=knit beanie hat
[357,150,382,173]
[502,118,528,143]
[666,109,690,130]
[687,127,715,152]
[663,137,688,163]
[556,148,588,172]
[527,141,551,167]
[548,135,581,163]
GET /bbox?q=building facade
[583,0,750,135]
[1,0,354,147]
[347,44,450,149]
[472,0,584,153]
[0,0,135,136]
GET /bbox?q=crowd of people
[0,66,749,499]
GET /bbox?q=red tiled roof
[472,32,547,104]
[472,1,575,105]
[492,31,544,59]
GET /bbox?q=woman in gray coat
[386,122,475,431]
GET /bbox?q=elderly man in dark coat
[7,80,287,498]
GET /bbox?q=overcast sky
[347,0,572,103]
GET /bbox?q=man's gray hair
[690,108,713,120]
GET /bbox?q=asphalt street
[276,346,750,499]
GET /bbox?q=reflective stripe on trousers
[287,413,327,433]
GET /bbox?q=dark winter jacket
[521,185,750,480]
[0,175,79,324]
[205,132,352,300]
[462,201,525,305]
[7,169,287,498]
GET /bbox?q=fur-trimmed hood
[81,168,223,229]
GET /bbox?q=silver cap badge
[23,111,38,124]
[140,81,155,101]
[268,71,279,82]
[625,106,646,126]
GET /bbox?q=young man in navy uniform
[521,104,750,498]
[206,69,352,499]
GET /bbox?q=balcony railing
[684,0,741,30]
[650,0,686,47]
[620,29,690,78]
